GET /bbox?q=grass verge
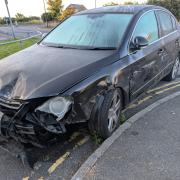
[0,37,39,59]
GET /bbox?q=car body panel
[0,44,118,100]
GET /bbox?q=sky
[0,0,147,17]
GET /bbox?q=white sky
[0,0,147,17]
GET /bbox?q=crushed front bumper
[0,97,67,147]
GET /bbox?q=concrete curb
[71,91,180,180]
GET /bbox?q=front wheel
[96,89,122,139]
[164,57,180,81]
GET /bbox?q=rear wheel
[91,89,122,139]
[164,57,180,81]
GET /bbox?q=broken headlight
[36,96,73,121]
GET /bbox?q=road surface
[0,24,51,41]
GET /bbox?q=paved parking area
[0,25,51,40]
[85,94,180,180]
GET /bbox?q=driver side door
[129,11,163,99]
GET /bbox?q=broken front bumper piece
[0,97,72,147]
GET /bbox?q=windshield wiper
[43,43,117,50]
[85,47,117,50]
[45,44,65,48]
[45,44,79,49]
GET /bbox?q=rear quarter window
[171,16,177,30]
[157,11,174,36]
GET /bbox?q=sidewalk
[82,94,180,180]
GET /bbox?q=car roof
[77,5,164,15]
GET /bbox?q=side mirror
[130,36,149,51]
[42,33,47,39]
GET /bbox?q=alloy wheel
[107,91,121,132]
[172,57,180,79]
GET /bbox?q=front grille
[0,97,22,110]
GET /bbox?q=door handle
[158,48,164,56]
[175,39,180,47]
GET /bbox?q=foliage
[120,113,126,124]
[15,13,25,20]
[147,0,180,20]
[14,13,40,23]
[27,20,42,24]
[41,12,54,22]
[91,133,103,145]
[47,0,63,20]
[59,7,75,21]
[28,16,40,21]
[124,1,139,5]
[15,13,28,22]
[103,1,139,6]
[103,2,118,6]
[0,17,4,24]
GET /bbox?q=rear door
[129,10,162,99]
[156,10,180,74]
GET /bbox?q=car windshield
[42,13,133,49]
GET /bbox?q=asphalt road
[0,70,179,180]
[0,24,51,41]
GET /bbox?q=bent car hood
[0,44,117,100]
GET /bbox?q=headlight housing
[36,96,73,121]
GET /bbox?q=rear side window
[132,11,159,44]
[157,11,174,36]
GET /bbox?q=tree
[41,12,54,22]
[124,1,139,5]
[15,13,25,20]
[15,13,28,22]
[59,7,75,21]
[103,2,119,6]
[29,16,40,21]
[47,0,63,20]
[147,0,180,20]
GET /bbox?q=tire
[96,89,122,139]
[164,57,180,81]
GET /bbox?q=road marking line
[155,84,180,94]
[147,81,180,93]
[38,177,44,180]
[48,152,70,174]
[69,132,80,142]
[22,177,29,180]
[127,96,153,110]
[76,136,90,146]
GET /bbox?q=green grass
[0,37,39,59]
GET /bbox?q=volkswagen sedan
[0,5,179,147]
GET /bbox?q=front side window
[42,13,133,49]
[132,11,159,44]
[157,11,174,36]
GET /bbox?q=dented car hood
[0,44,117,100]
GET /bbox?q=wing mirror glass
[130,36,149,51]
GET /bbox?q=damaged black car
[0,5,180,147]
